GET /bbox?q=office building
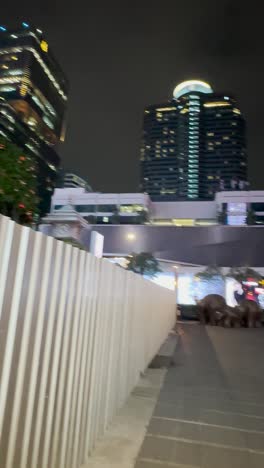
[40,189,264,268]
[0,22,68,214]
[51,188,151,224]
[50,188,264,227]
[63,172,92,191]
[141,80,247,200]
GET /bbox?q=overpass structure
[91,225,264,267]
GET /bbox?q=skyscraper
[63,172,93,191]
[0,22,68,214]
[140,80,247,200]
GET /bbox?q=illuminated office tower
[0,22,69,214]
[140,80,247,200]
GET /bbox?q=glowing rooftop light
[22,22,29,28]
[173,80,213,99]
[36,28,42,34]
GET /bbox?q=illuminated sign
[227,215,246,226]
[227,202,247,214]
[40,40,48,52]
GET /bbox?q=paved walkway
[135,322,264,468]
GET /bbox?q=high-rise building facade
[0,22,68,214]
[140,80,247,200]
[63,172,93,192]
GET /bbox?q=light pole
[173,265,179,315]
[126,232,136,241]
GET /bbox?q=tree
[0,137,39,224]
[85,214,97,224]
[195,265,224,281]
[226,266,262,283]
[110,206,120,224]
[126,252,161,278]
[217,210,227,225]
[194,266,225,300]
[246,209,256,226]
[136,210,149,225]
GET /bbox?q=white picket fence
[0,214,175,468]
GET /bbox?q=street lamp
[127,233,136,241]
[173,265,179,314]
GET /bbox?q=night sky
[1,2,263,192]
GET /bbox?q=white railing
[0,214,175,468]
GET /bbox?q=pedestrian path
[135,323,264,468]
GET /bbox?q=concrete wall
[152,200,216,219]
[215,190,264,205]
[90,224,264,267]
[0,214,175,468]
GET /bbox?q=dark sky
[1,1,264,192]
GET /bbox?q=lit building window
[43,115,54,129]
[6,69,24,76]
[204,102,230,108]
[0,46,67,100]
[156,107,177,112]
[20,83,28,96]
[120,205,145,214]
[0,76,22,84]
[40,40,48,52]
[0,85,16,92]
[27,117,37,127]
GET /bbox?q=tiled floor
[135,323,264,468]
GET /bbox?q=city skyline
[0,2,263,194]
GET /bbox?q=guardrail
[0,214,175,468]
